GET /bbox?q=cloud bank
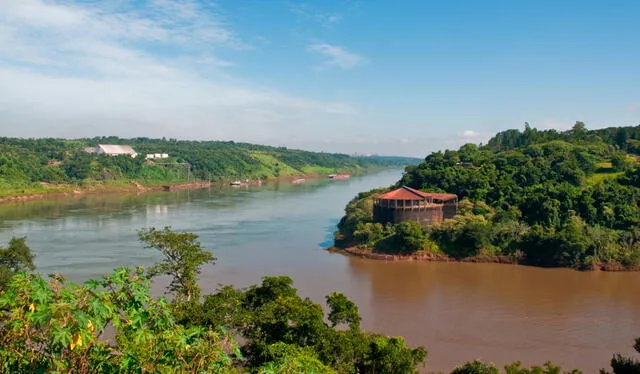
[0,0,357,144]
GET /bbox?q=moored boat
[329,174,350,180]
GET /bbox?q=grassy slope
[584,160,634,186]
[247,151,300,177]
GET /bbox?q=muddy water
[0,169,638,372]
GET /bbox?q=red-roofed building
[373,186,457,226]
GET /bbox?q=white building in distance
[145,153,169,159]
[85,144,138,157]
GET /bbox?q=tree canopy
[0,237,35,289]
[336,122,640,270]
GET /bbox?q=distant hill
[353,155,422,168]
[487,122,640,152]
[0,136,417,197]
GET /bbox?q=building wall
[374,205,446,227]
[442,201,457,219]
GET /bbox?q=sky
[0,0,639,157]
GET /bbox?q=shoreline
[328,245,640,272]
[0,181,179,204]
[0,169,367,204]
[328,245,517,264]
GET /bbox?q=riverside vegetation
[0,136,418,198]
[335,122,640,270]
[1,232,639,373]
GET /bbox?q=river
[0,169,638,372]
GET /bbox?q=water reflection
[347,258,640,371]
[0,172,395,279]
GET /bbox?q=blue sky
[0,0,638,156]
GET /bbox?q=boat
[329,174,350,180]
[292,178,306,184]
[231,179,263,187]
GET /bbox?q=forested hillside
[0,136,418,197]
[336,122,640,270]
[487,121,640,153]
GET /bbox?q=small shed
[373,186,457,227]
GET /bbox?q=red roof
[376,186,457,201]
[424,193,458,201]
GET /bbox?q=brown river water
[0,169,638,372]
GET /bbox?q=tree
[0,237,35,289]
[178,275,427,374]
[353,222,385,247]
[62,151,92,180]
[451,360,581,374]
[395,221,426,253]
[601,337,640,374]
[326,292,361,331]
[138,227,215,303]
[451,360,499,374]
[0,268,237,373]
[256,343,337,374]
[611,154,633,172]
[570,121,588,139]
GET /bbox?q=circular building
[373,186,458,227]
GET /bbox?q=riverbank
[328,245,517,263]
[0,169,369,204]
[328,245,640,271]
[0,180,185,204]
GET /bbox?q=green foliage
[62,151,93,180]
[0,137,418,195]
[431,213,493,258]
[504,361,581,374]
[256,343,337,374]
[139,226,216,303]
[361,335,427,374]
[452,361,500,374]
[0,237,35,290]
[353,222,384,245]
[451,360,581,374]
[0,268,237,373]
[601,337,640,374]
[179,275,427,374]
[337,122,640,269]
[326,292,361,331]
[337,192,379,243]
[395,221,428,253]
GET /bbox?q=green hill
[336,122,640,270]
[0,136,419,198]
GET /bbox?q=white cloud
[453,129,492,148]
[0,0,357,143]
[460,130,479,138]
[307,43,365,70]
